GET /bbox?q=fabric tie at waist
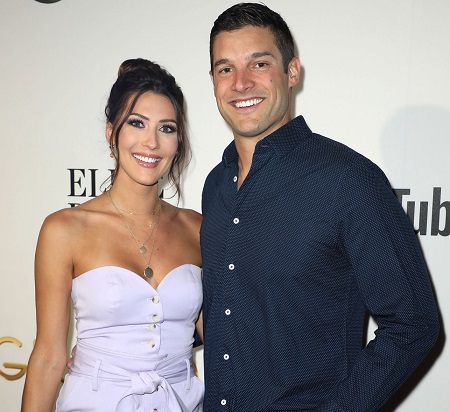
[71,341,193,412]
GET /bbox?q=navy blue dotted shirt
[200,116,439,412]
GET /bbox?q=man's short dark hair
[210,2,295,73]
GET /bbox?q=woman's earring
[110,145,115,158]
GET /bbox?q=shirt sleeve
[201,164,221,216]
[317,161,439,412]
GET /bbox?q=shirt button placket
[222,205,239,409]
[229,221,239,327]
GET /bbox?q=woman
[22,59,204,411]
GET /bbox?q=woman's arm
[21,211,74,411]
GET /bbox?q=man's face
[210,25,299,143]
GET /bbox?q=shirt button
[228,264,235,270]
[233,217,239,224]
[148,324,157,330]
[147,340,156,348]
[225,309,231,315]
[152,296,160,304]
[221,399,227,406]
[224,354,230,360]
[153,409,158,412]
[233,176,237,182]
[152,314,160,321]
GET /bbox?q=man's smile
[232,98,263,108]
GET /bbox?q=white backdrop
[1,0,448,410]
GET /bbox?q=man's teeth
[133,154,160,163]
[235,98,263,108]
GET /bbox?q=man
[200,3,439,411]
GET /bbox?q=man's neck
[233,115,294,188]
[234,134,265,189]
[233,136,254,189]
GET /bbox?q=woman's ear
[106,122,113,145]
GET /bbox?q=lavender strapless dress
[56,264,203,412]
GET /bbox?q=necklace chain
[115,205,158,217]
[107,190,161,278]
[115,202,159,228]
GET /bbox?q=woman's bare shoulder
[180,207,202,227]
[41,196,105,237]
[165,202,202,230]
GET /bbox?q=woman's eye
[128,118,145,128]
[160,124,177,133]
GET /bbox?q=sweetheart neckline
[73,264,201,292]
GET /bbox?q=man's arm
[316,163,439,412]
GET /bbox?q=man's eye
[219,67,232,74]
[255,62,268,68]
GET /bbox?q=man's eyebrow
[213,51,275,68]
[250,51,275,59]
[213,58,230,68]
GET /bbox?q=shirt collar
[221,115,312,167]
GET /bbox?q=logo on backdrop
[67,168,114,207]
[0,337,28,381]
[395,187,449,236]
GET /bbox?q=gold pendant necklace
[107,191,161,278]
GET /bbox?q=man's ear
[288,57,301,88]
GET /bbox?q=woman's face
[109,91,179,188]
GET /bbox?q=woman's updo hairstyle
[105,58,189,198]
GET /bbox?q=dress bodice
[71,264,202,356]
